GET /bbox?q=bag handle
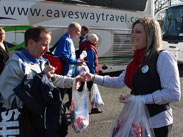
[47,41,59,55]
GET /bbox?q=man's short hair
[68,22,81,30]
[25,26,51,47]
[82,25,90,32]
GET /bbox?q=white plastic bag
[76,65,89,75]
[91,83,104,108]
[70,80,89,133]
[76,50,89,75]
[80,50,87,59]
[110,95,155,137]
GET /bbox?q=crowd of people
[0,17,181,137]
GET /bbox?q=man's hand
[44,65,55,79]
[74,76,81,90]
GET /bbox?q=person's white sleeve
[52,74,74,88]
[144,51,181,104]
[94,71,126,88]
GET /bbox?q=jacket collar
[21,48,45,64]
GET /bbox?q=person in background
[76,25,90,58]
[78,33,103,114]
[0,27,9,75]
[77,17,181,137]
[79,25,90,44]
[54,22,84,109]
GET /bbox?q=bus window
[111,0,147,11]
[179,14,183,35]
[47,0,147,11]
[162,5,183,41]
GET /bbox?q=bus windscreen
[163,5,183,41]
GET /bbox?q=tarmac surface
[65,66,183,137]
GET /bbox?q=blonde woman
[78,18,181,137]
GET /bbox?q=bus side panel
[0,0,153,73]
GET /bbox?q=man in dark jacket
[0,26,70,137]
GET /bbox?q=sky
[172,0,183,5]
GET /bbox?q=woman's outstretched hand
[75,72,94,90]
[74,78,81,90]
[76,72,95,82]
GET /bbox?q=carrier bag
[43,54,63,75]
[110,95,155,137]
[75,50,89,76]
[70,80,89,133]
[43,41,63,75]
[91,83,104,108]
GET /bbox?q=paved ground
[64,66,183,137]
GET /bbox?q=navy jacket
[14,72,67,137]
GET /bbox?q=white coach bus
[0,0,154,74]
[155,3,183,64]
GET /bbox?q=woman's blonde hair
[132,17,162,68]
[0,27,5,34]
